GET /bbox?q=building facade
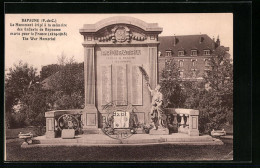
[158,34,228,81]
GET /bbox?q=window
[150,35,155,40]
[179,60,184,67]
[179,71,184,78]
[165,59,171,69]
[205,59,210,66]
[87,36,92,41]
[192,60,196,67]
[166,51,172,57]
[191,50,197,56]
[204,50,210,55]
[178,51,184,56]
[192,69,196,78]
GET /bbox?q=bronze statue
[146,83,164,130]
[138,66,167,130]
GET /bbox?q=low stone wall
[45,109,84,138]
[45,108,199,138]
[166,108,199,136]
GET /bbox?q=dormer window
[191,50,197,56]
[204,50,210,55]
[166,50,172,57]
[178,51,184,56]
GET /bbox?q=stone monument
[45,16,200,138]
[79,16,163,131]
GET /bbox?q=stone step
[83,128,103,134]
[28,135,224,148]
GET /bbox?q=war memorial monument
[29,16,221,146]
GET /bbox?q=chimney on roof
[199,36,204,44]
[173,34,176,46]
[212,36,216,49]
[216,35,220,47]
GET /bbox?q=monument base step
[29,134,224,148]
[83,128,102,134]
[149,128,169,135]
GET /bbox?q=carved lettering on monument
[101,65,112,105]
[101,50,141,56]
[131,65,143,105]
[116,65,127,105]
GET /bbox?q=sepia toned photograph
[5,13,233,161]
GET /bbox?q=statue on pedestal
[138,66,168,133]
[146,83,166,130]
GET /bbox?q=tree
[196,46,233,132]
[5,61,38,128]
[172,46,233,133]
[160,59,186,108]
[47,54,85,109]
[49,55,84,97]
[204,46,233,92]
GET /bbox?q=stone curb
[22,141,223,148]
[22,137,223,148]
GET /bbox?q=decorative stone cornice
[82,42,96,48]
[79,16,163,34]
[147,42,160,47]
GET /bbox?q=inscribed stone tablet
[131,65,143,105]
[101,65,112,105]
[116,65,127,105]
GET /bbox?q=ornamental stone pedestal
[79,16,162,131]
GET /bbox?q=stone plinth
[61,129,75,139]
[149,128,169,135]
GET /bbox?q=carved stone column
[147,43,159,89]
[82,43,98,129]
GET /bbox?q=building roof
[158,34,217,57]
[41,71,60,90]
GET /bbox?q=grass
[5,127,37,139]
[5,127,233,161]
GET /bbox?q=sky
[5,13,233,73]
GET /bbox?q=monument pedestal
[82,105,98,130]
[149,128,169,135]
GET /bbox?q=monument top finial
[80,16,163,33]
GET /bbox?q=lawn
[5,128,233,161]
[5,127,39,139]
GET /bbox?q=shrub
[8,113,27,128]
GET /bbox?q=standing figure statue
[146,82,165,130]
